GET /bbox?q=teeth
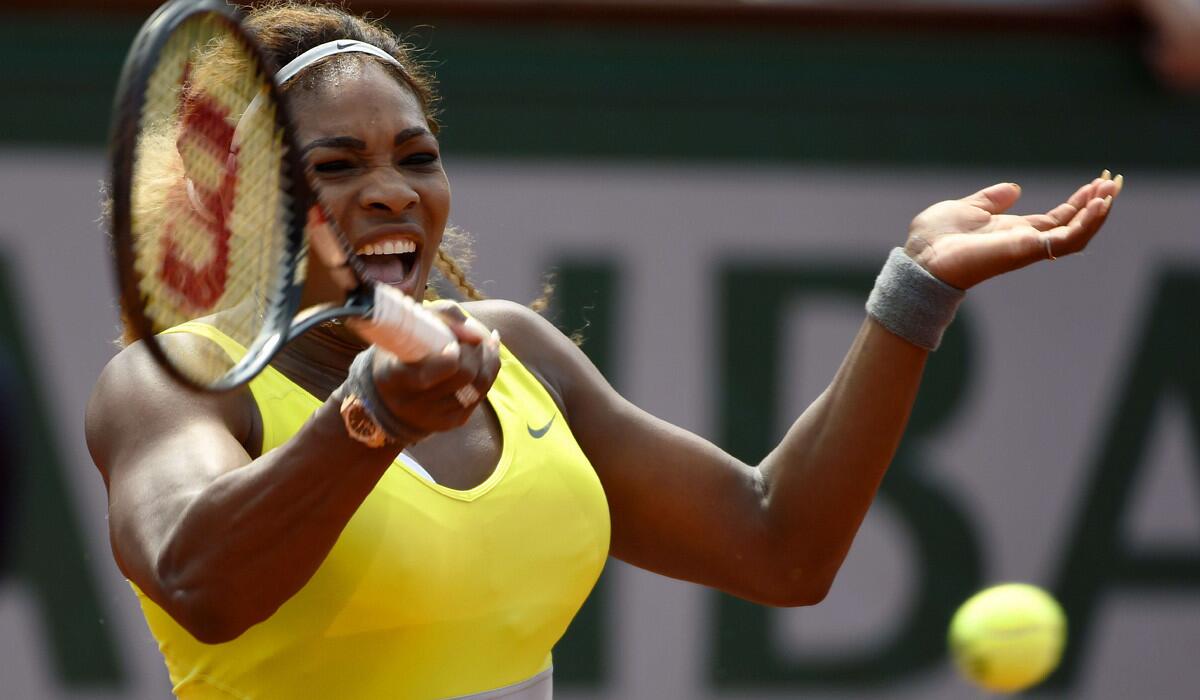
[356,240,417,256]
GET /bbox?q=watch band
[337,346,419,448]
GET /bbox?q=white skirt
[453,667,552,700]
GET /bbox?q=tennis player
[85,3,1122,698]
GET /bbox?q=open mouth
[354,239,419,288]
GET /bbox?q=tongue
[359,254,409,285]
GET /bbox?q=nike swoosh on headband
[275,39,405,85]
[527,415,555,439]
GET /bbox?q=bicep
[567,372,776,595]
[86,344,252,587]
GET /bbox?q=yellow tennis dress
[133,322,611,699]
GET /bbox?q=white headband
[232,40,406,148]
[274,39,406,85]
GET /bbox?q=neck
[271,320,366,400]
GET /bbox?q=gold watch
[340,393,393,448]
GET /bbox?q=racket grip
[357,285,456,362]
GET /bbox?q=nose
[358,165,418,213]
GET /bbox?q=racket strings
[128,13,296,385]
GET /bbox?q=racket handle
[356,284,457,362]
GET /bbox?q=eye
[312,160,353,174]
[401,152,439,167]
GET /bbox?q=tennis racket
[108,0,455,392]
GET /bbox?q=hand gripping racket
[108,0,455,392]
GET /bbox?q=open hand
[904,171,1123,290]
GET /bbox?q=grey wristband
[865,247,965,351]
[340,346,422,445]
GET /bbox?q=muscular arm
[86,341,401,643]
[478,301,921,606]
[86,328,494,643]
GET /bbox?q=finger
[446,365,483,404]
[421,345,500,422]
[450,339,501,408]
[404,373,485,424]
[1023,213,1062,232]
[1063,181,1097,211]
[434,341,486,395]
[961,182,1023,215]
[1041,202,1079,228]
[457,316,493,344]
[427,301,491,344]
[1039,195,1110,260]
[428,377,488,421]
[454,384,482,407]
[1096,176,1121,200]
[1065,175,1115,211]
[1028,185,1100,230]
[474,338,502,392]
[968,196,1104,271]
[376,349,461,392]
[1085,194,1115,240]
[1049,172,1118,226]
[430,397,483,427]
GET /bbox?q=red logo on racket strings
[159,80,238,310]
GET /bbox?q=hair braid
[434,247,486,301]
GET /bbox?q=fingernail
[441,341,461,359]
[1101,168,1111,180]
[488,329,501,350]
[1103,194,1113,210]
[1114,173,1124,193]
[458,317,487,343]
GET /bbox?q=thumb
[961,182,1022,214]
[426,300,491,345]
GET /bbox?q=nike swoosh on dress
[527,415,555,439]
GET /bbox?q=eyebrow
[300,127,433,156]
[300,136,364,156]
[395,127,430,146]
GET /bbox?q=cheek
[423,177,449,256]
[427,175,451,222]
[422,177,451,246]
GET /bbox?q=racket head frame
[108,0,311,393]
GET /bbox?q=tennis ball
[948,583,1067,694]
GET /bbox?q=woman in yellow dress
[85,3,1121,698]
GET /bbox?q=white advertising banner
[0,152,1197,699]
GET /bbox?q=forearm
[758,317,927,596]
[152,399,401,642]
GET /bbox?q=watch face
[341,394,388,448]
